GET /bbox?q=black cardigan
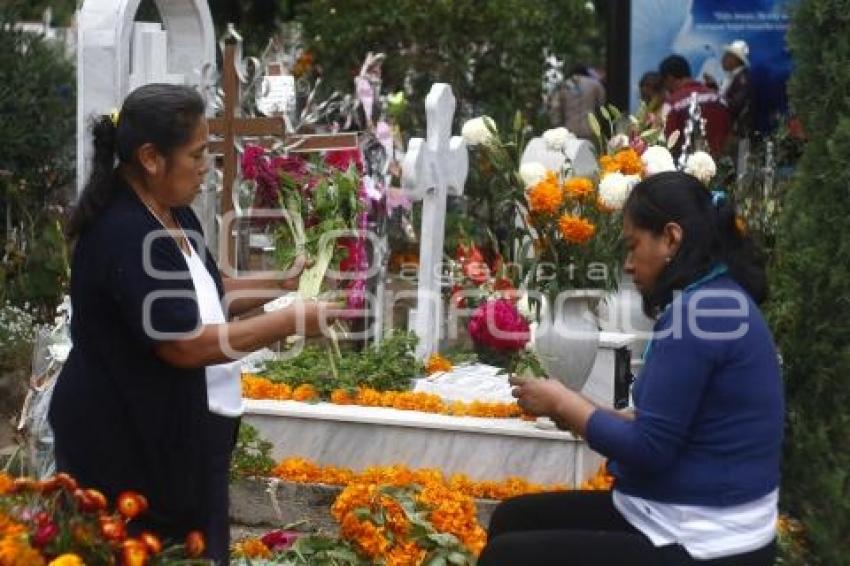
[50,180,224,540]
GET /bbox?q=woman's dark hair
[658,54,691,80]
[67,83,205,238]
[624,171,767,317]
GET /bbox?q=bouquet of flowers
[241,146,368,308]
[0,472,207,565]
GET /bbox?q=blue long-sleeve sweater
[586,275,784,506]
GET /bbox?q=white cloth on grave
[413,364,515,404]
[182,245,244,417]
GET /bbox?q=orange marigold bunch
[579,464,615,491]
[614,148,644,175]
[418,482,487,555]
[244,379,528,419]
[599,148,644,176]
[0,475,13,497]
[425,353,453,375]
[242,374,292,400]
[558,214,596,244]
[272,457,323,484]
[232,538,272,559]
[292,384,318,402]
[563,176,595,200]
[0,534,45,566]
[526,171,564,215]
[330,389,356,405]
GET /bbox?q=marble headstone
[76,0,216,193]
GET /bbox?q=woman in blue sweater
[479,171,783,565]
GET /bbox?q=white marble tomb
[243,332,633,486]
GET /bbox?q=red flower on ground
[260,529,302,552]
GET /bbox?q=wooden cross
[208,32,359,270]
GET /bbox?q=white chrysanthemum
[519,162,547,187]
[598,173,640,210]
[461,116,497,146]
[684,151,717,184]
[641,145,676,177]
[607,134,630,152]
[542,127,575,151]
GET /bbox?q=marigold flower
[526,171,564,215]
[425,353,454,375]
[558,214,596,244]
[292,384,318,402]
[48,554,84,566]
[330,389,355,405]
[120,539,149,566]
[599,154,620,174]
[0,535,46,566]
[233,538,272,559]
[184,531,205,558]
[563,176,595,200]
[0,474,13,496]
[116,491,148,520]
[614,148,644,175]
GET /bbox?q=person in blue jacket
[480,171,783,565]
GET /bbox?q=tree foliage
[0,3,75,312]
[297,0,603,133]
[769,1,850,562]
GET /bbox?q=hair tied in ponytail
[710,190,727,209]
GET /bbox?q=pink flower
[271,154,309,178]
[468,299,530,351]
[260,529,301,552]
[630,135,648,156]
[241,145,267,181]
[346,278,367,309]
[33,522,59,547]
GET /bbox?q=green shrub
[769,1,850,563]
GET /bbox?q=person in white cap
[706,40,753,137]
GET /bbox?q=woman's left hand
[509,375,570,417]
[277,254,312,291]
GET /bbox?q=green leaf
[587,112,602,140]
[599,105,611,122]
[447,551,471,565]
[426,533,462,547]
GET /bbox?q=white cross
[128,23,185,92]
[401,84,469,360]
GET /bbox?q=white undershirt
[182,245,244,417]
[613,488,778,559]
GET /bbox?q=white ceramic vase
[533,290,605,390]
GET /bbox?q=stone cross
[401,84,469,360]
[76,0,217,194]
[128,23,185,92]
